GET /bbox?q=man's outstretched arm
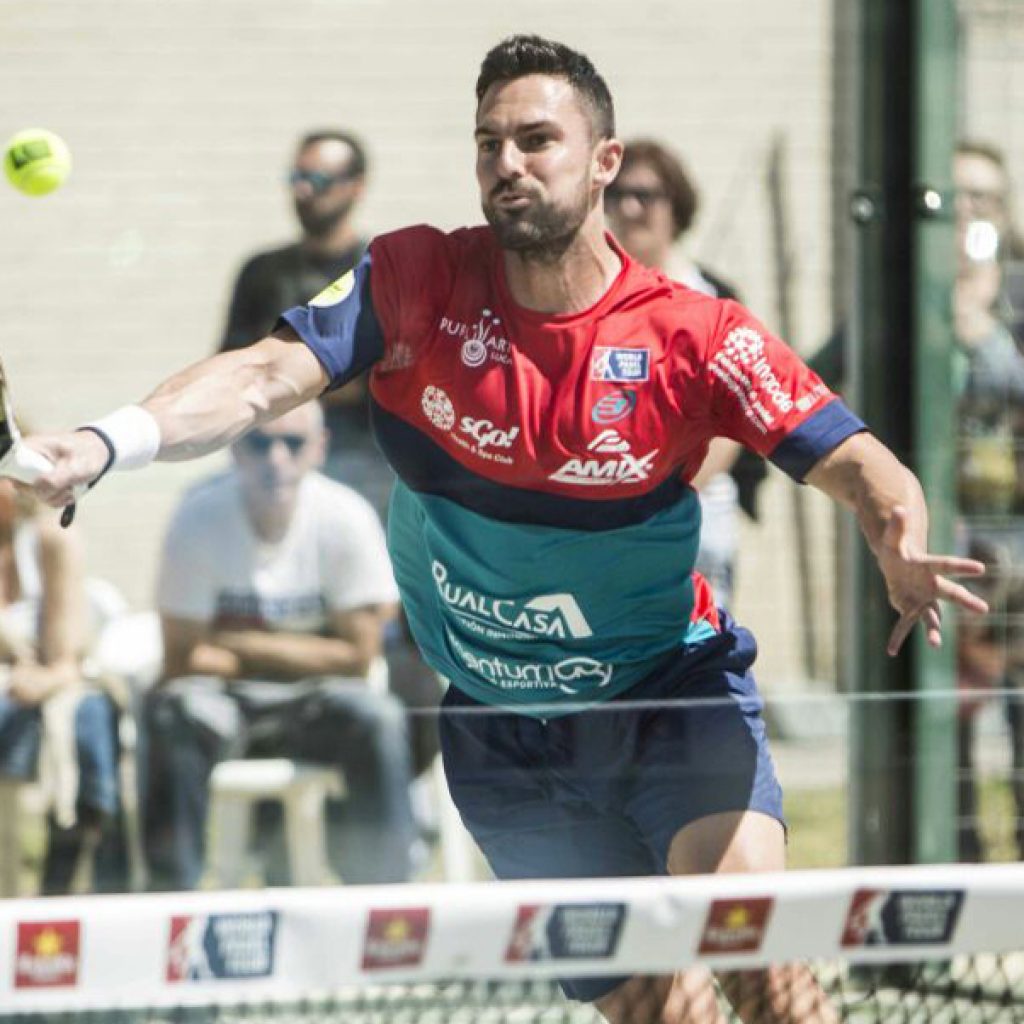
[25,328,327,508]
[805,430,988,655]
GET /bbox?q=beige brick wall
[0,0,837,690]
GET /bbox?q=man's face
[290,139,363,239]
[231,405,326,514]
[475,74,603,257]
[605,161,676,268]
[955,151,1010,261]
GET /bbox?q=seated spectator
[0,480,123,893]
[143,401,417,888]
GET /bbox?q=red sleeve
[704,301,843,456]
[369,225,455,369]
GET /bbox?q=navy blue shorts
[439,614,783,1003]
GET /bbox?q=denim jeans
[142,676,417,890]
[0,690,125,893]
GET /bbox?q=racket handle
[60,503,76,528]
[0,441,53,484]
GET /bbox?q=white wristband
[86,405,162,471]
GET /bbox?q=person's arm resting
[806,431,988,654]
[161,606,393,683]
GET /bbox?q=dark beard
[483,189,589,262]
[295,197,353,238]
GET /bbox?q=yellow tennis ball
[3,129,72,197]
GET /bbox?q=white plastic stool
[207,758,345,887]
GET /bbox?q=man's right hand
[15,431,111,509]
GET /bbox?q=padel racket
[0,358,79,525]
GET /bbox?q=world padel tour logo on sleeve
[841,889,965,947]
[591,347,650,383]
[166,911,278,982]
[14,920,80,988]
[504,902,627,962]
[362,907,431,969]
[698,898,774,955]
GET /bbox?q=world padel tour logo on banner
[841,889,965,947]
[166,911,278,982]
[698,898,774,955]
[504,903,627,962]
[14,921,80,988]
[591,347,650,383]
[362,907,431,969]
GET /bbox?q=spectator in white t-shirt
[143,400,416,888]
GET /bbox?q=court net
[1,863,1022,1023]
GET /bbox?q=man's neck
[302,221,360,260]
[244,498,297,545]
[501,216,622,314]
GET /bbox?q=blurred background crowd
[0,0,1022,897]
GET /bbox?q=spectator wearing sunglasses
[143,401,418,889]
[219,130,368,356]
[216,130,396,517]
[605,139,765,610]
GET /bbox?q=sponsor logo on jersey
[433,561,592,641]
[309,270,355,308]
[420,387,519,465]
[505,903,626,962]
[590,347,650,383]
[380,341,415,371]
[698,898,774,955]
[709,326,797,434]
[167,911,278,982]
[421,386,456,431]
[15,921,80,988]
[840,889,964,947]
[447,630,613,694]
[459,417,519,452]
[362,908,431,970]
[550,429,657,487]
[591,389,637,425]
[439,308,512,368]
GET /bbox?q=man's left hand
[878,505,989,655]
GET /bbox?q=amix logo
[550,430,657,487]
[433,562,592,640]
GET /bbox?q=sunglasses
[605,185,669,209]
[288,169,359,195]
[239,431,308,456]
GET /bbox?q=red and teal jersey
[282,225,864,714]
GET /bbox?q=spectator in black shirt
[219,129,369,354]
[217,131,391,511]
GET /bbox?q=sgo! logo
[591,390,636,425]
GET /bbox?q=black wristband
[75,425,116,489]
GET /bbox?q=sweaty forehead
[476,74,589,133]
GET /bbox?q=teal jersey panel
[387,481,704,714]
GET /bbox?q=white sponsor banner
[2,865,1023,1010]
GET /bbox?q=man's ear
[593,137,623,189]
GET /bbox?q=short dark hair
[297,129,368,179]
[476,35,615,139]
[619,139,699,239]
